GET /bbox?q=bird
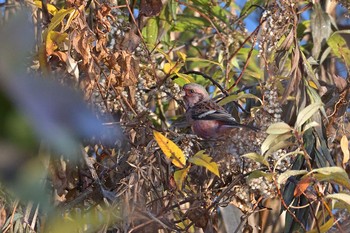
[182,83,258,139]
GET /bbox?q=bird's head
[182,83,210,108]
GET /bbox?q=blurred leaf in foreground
[0,10,124,157]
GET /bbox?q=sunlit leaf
[46,31,68,55]
[163,62,181,74]
[327,32,350,67]
[247,170,273,181]
[266,122,292,135]
[173,73,196,86]
[47,8,75,34]
[261,133,293,155]
[295,102,323,129]
[242,152,269,167]
[174,166,190,190]
[277,170,308,186]
[153,131,186,168]
[326,193,350,212]
[302,121,319,133]
[307,167,350,189]
[63,6,80,31]
[307,80,318,89]
[188,150,219,177]
[34,1,58,15]
[143,17,158,46]
[177,51,187,62]
[340,135,349,165]
[306,217,334,233]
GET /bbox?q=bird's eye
[189,89,194,93]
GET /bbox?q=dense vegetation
[0,0,350,232]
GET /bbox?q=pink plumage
[182,83,258,139]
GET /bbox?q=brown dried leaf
[294,176,314,197]
[117,51,139,87]
[140,0,163,17]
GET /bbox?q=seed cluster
[258,1,296,56]
[208,79,296,210]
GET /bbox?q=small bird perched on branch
[182,83,258,139]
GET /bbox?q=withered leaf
[140,0,163,17]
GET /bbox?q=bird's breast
[192,120,220,139]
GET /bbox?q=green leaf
[327,32,350,67]
[188,150,220,177]
[302,121,319,133]
[173,73,196,86]
[247,170,273,181]
[143,17,158,46]
[326,193,350,212]
[266,122,292,135]
[242,152,269,167]
[307,167,350,189]
[186,57,224,69]
[210,5,229,24]
[265,140,294,157]
[174,15,210,31]
[295,102,323,129]
[261,133,293,155]
[277,170,308,186]
[174,167,190,190]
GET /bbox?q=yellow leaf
[47,8,75,34]
[308,80,318,89]
[177,51,187,62]
[163,63,172,74]
[188,150,220,177]
[153,131,186,168]
[174,167,190,190]
[340,135,349,165]
[34,1,58,15]
[163,62,181,74]
[46,31,68,55]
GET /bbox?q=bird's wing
[189,100,260,131]
[190,101,239,125]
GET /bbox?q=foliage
[0,0,350,232]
